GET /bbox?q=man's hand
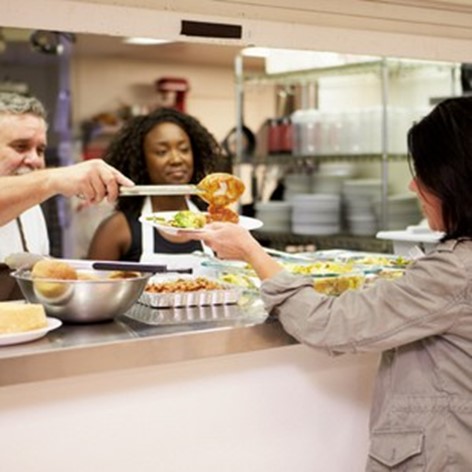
[48,160,134,204]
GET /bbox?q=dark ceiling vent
[180,20,242,39]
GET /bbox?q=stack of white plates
[317,162,358,178]
[374,193,422,230]
[343,179,383,236]
[284,173,312,201]
[311,174,345,195]
[255,201,292,233]
[291,194,341,235]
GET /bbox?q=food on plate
[31,259,78,298]
[207,205,239,224]
[146,210,206,229]
[173,210,207,229]
[0,302,47,334]
[146,207,239,229]
[145,277,224,293]
[197,173,245,207]
[199,173,245,224]
[144,174,246,229]
[313,273,365,296]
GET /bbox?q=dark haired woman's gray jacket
[261,239,472,471]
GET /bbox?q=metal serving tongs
[119,172,245,207]
[119,184,203,197]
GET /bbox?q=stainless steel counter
[0,295,297,387]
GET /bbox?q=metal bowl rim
[12,270,153,283]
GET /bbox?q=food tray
[138,274,243,308]
[125,299,267,326]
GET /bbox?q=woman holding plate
[179,96,472,470]
[87,107,226,266]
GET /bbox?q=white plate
[0,317,62,347]
[139,211,263,235]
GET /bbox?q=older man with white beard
[0,92,134,300]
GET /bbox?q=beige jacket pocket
[367,429,425,471]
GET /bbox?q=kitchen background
[0,27,464,258]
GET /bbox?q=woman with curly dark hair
[87,107,224,262]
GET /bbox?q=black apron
[0,218,28,301]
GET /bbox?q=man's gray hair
[0,92,47,119]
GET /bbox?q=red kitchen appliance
[155,77,190,112]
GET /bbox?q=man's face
[0,113,47,176]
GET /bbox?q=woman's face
[408,177,444,231]
[143,122,194,185]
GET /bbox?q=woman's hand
[188,222,259,261]
[179,222,284,281]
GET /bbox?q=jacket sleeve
[260,250,469,355]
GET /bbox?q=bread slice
[0,302,47,334]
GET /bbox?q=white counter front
[0,343,378,472]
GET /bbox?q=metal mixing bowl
[12,269,152,323]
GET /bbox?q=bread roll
[31,260,77,299]
[31,259,78,280]
[108,271,141,280]
[0,302,47,334]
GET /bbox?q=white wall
[71,56,274,143]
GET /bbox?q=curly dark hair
[407,96,472,240]
[105,107,224,216]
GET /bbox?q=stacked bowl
[255,201,292,233]
[284,172,312,201]
[374,193,422,230]
[343,179,383,236]
[291,194,341,235]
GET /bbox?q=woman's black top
[121,211,203,262]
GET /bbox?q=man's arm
[0,160,133,226]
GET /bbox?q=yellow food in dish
[313,273,365,296]
[0,302,47,334]
[284,261,354,276]
[349,255,412,269]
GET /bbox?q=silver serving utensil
[262,247,320,262]
[119,184,202,197]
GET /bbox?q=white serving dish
[376,228,443,256]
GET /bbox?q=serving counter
[0,295,296,386]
